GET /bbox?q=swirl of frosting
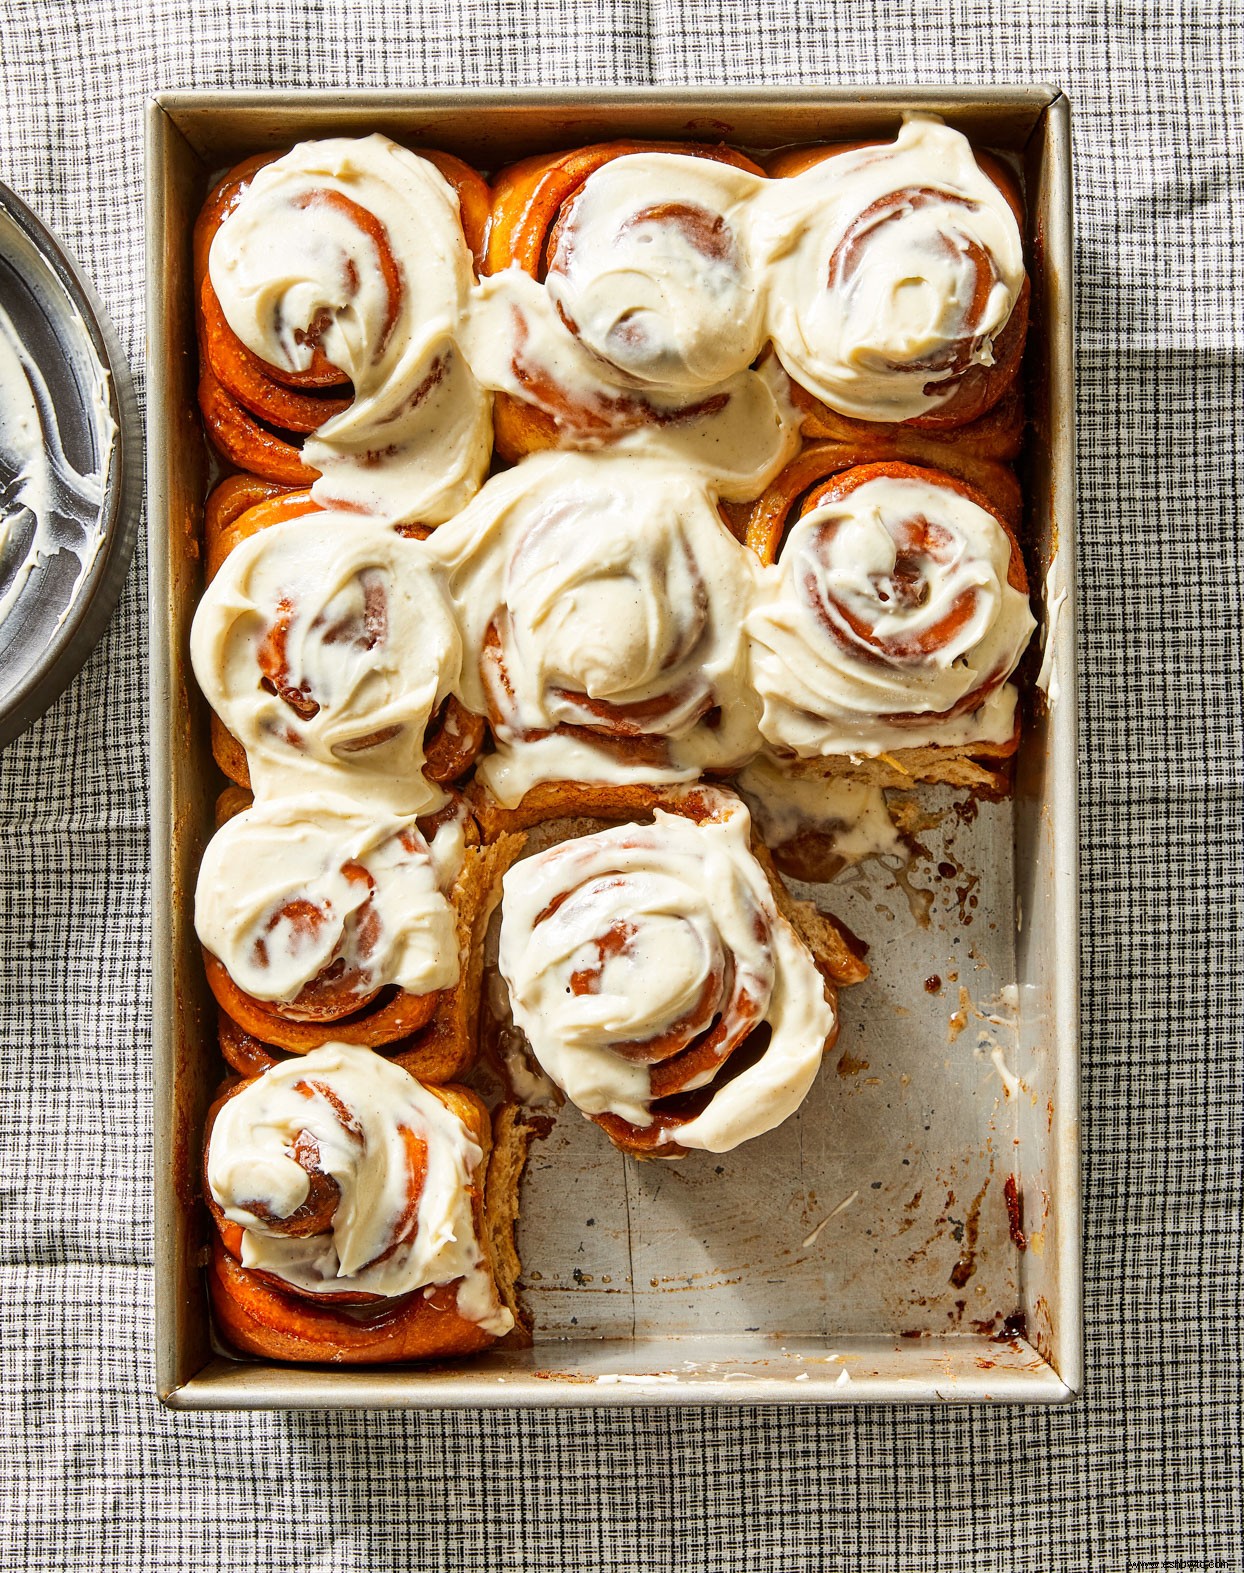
[752,119,1027,424]
[427,452,763,807]
[498,791,837,1154]
[206,135,491,524]
[195,794,458,1021]
[747,463,1035,757]
[206,1043,511,1331]
[190,509,463,815]
[461,148,797,500]
[542,153,766,390]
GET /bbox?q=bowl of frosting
[0,179,139,748]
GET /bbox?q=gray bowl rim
[0,176,142,751]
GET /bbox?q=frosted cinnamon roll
[530,151,766,389]
[752,118,1028,427]
[464,145,797,500]
[199,135,491,525]
[206,1044,514,1362]
[190,509,477,815]
[427,451,764,817]
[206,791,524,1084]
[747,461,1036,765]
[498,790,858,1156]
[195,795,459,1054]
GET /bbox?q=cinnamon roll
[203,473,309,579]
[752,118,1028,428]
[463,144,797,500]
[746,461,1036,777]
[195,795,459,1055]
[734,433,1022,569]
[497,789,862,1156]
[198,135,492,526]
[426,451,764,821]
[191,508,477,814]
[205,1044,515,1361]
[205,789,525,1082]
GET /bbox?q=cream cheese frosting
[194,794,459,1005]
[736,755,901,863]
[425,451,765,805]
[747,472,1035,757]
[207,1042,511,1331]
[208,135,491,525]
[750,118,1026,422]
[0,297,113,630]
[497,792,836,1152]
[542,152,766,390]
[459,151,797,500]
[190,511,461,815]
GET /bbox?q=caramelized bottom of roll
[466,777,692,840]
[209,1240,498,1363]
[204,953,441,1052]
[770,735,1020,798]
[750,836,870,991]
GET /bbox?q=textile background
[0,3,1240,1568]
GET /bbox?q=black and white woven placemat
[0,4,1240,1569]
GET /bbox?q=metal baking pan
[147,86,1079,1408]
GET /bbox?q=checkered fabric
[0,4,1240,1569]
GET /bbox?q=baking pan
[147,87,1079,1408]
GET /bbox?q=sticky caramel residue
[947,984,972,1041]
[949,1171,992,1289]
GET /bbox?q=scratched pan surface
[147,87,1079,1408]
[0,184,140,747]
[517,796,1023,1348]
